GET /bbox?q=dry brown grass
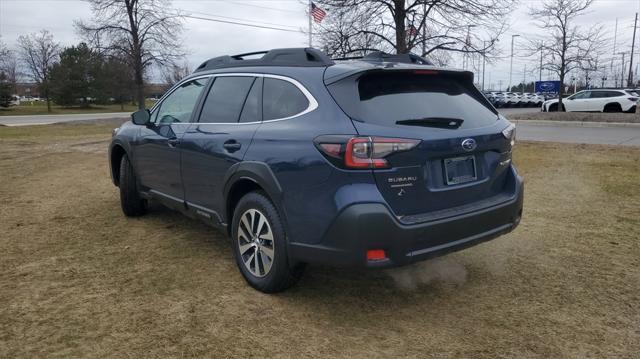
[1,121,639,358]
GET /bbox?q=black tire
[231,191,304,293]
[603,103,622,113]
[119,155,147,217]
[549,103,565,112]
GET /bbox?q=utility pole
[621,52,627,86]
[509,34,520,91]
[522,64,526,93]
[628,13,638,87]
[612,18,618,87]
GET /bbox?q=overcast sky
[1,0,640,89]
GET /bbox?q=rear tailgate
[326,69,515,219]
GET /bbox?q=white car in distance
[542,89,638,112]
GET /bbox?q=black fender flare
[222,161,285,225]
[108,138,133,186]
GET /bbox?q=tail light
[502,123,516,147]
[315,135,420,169]
[628,97,638,102]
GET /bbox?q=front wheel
[119,155,147,217]
[231,192,304,293]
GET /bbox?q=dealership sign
[535,81,561,97]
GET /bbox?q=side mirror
[131,109,151,125]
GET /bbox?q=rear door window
[328,71,498,129]
[263,78,309,120]
[199,76,256,123]
[239,77,262,123]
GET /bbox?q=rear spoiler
[323,66,474,86]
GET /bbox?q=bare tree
[77,0,185,109]
[0,40,21,95]
[0,38,9,62]
[162,61,191,89]
[530,0,602,110]
[316,0,513,59]
[17,30,60,112]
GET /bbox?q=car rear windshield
[327,71,498,129]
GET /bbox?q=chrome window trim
[155,72,318,125]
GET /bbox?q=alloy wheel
[237,209,275,277]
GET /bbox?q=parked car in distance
[542,89,638,112]
[109,48,524,293]
[8,95,20,106]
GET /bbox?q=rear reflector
[367,249,386,261]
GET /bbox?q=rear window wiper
[395,117,463,129]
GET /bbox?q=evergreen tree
[49,43,100,107]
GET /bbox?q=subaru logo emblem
[461,138,477,152]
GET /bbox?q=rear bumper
[289,173,524,268]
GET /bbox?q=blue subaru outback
[109,48,523,293]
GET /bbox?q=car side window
[199,76,256,123]
[570,91,589,100]
[239,77,262,123]
[608,91,624,97]
[263,78,309,121]
[155,78,209,124]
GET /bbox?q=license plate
[444,155,477,185]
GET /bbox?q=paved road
[2,108,537,126]
[0,112,130,126]
[516,122,640,146]
[1,111,639,146]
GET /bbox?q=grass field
[1,120,638,358]
[0,100,156,116]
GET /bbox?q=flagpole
[308,0,312,47]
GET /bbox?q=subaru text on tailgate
[109,48,524,293]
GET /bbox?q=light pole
[509,34,520,91]
[482,40,489,91]
[538,41,544,82]
[464,25,477,70]
[619,52,628,88]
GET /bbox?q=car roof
[188,47,473,85]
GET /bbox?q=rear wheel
[231,191,304,293]
[548,103,565,112]
[603,103,622,113]
[119,155,147,217]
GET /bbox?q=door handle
[223,140,242,152]
[167,138,180,147]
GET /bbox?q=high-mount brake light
[315,136,420,170]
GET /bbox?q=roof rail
[194,48,334,72]
[333,51,433,65]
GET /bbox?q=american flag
[311,2,327,23]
